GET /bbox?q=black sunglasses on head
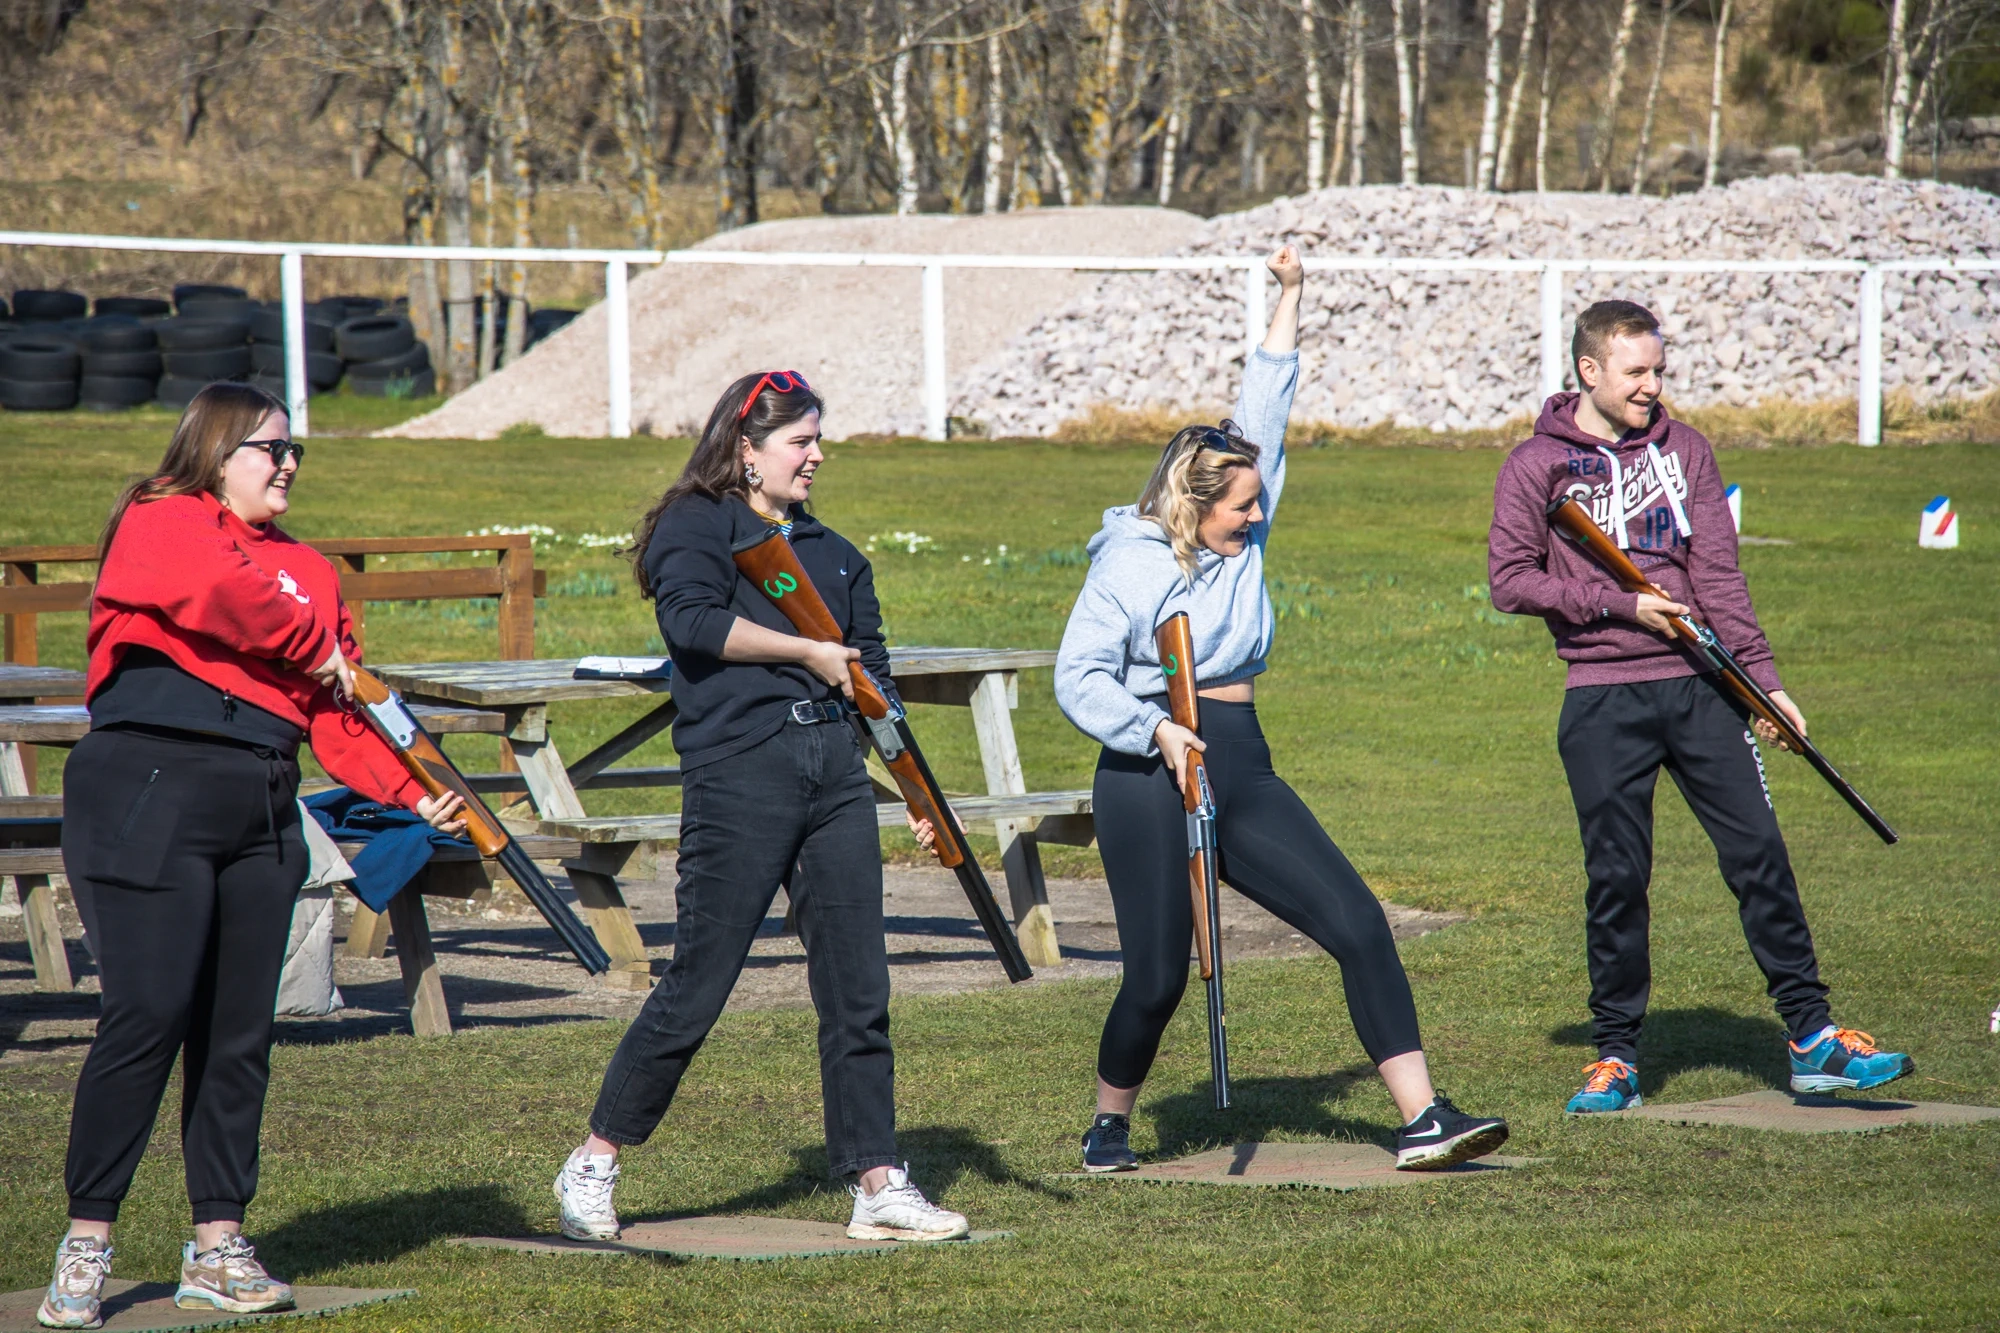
[1193,419,1250,456]
[234,438,306,468]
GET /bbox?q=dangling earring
[744,461,763,488]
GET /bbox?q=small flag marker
[1920,496,1959,549]
[1725,484,1742,533]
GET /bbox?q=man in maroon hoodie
[1489,300,1912,1114]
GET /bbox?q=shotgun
[1156,612,1230,1110]
[1546,495,1897,845]
[730,527,1033,983]
[346,666,613,973]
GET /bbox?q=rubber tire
[249,308,337,350]
[78,317,157,352]
[173,283,247,309]
[155,374,214,408]
[325,295,387,318]
[347,366,435,399]
[0,377,79,410]
[12,290,88,321]
[79,375,159,409]
[81,349,163,378]
[95,296,172,319]
[163,346,253,380]
[155,317,250,351]
[335,316,416,363]
[247,344,346,386]
[178,297,258,325]
[345,341,430,379]
[0,340,80,379]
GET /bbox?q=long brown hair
[100,381,288,562]
[1136,420,1261,578]
[628,371,825,597]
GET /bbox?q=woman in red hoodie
[37,382,462,1331]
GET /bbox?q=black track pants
[1558,675,1832,1062]
[588,719,896,1178]
[1092,699,1423,1090]
[59,727,304,1226]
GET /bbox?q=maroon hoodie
[1488,393,1781,694]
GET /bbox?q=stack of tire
[334,309,435,398]
[155,284,257,410]
[0,289,91,411]
[77,302,168,411]
[247,303,343,401]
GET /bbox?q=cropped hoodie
[1054,346,1298,756]
[84,491,425,808]
[1487,392,1781,693]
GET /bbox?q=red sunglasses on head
[737,370,813,421]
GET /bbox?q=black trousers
[1558,675,1832,1062]
[589,719,897,1178]
[1092,699,1423,1090]
[59,727,304,1226]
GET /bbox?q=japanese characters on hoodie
[1488,392,1782,694]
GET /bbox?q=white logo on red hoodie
[276,569,311,604]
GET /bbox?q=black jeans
[589,719,896,1178]
[1558,675,1832,1062]
[1092,699,1424,1090]
[59,727,304,1225]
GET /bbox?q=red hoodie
[1488,393,1781,694]
[86,491,425,808]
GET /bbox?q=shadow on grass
[1549,1005,1791,1093]
[254,1184,530,1277]
[1146,1066,1389,1157]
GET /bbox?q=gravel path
[0,864,1461,1063]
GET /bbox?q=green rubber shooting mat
[0,1283,413,1332]
[1055,1140,1536,1190]
[447,1215,1011,1262]
[1620,1089,2000,1134]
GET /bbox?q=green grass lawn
[2,413,1996,1330]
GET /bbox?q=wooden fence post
[494,538,536,791]
[4,559,39,792]
[334,553,366,654]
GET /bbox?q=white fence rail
[3,228,1991,445]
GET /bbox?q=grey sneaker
[846,1165,970,1242]
[36,1235,112,1330]
[174,1234,294,1314]
[554,1145,621,1241]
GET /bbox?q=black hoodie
[643,492,896,770]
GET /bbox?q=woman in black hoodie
[550,371,971,1245]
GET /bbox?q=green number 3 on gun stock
[762,572,798,599]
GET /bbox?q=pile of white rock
[955,176,2000,435]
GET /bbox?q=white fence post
[605,258,631,439]
[279,250,309,438]
[1858,266,1884,446]
[922,262,947,441]
[1538,265,1566,404]
[1243,263,1266,359]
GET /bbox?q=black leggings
[1093,699,1423,1089]
[59,726,304,1225]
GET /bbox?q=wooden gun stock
[1546,495,1897,845]
[1156,612,1230,1110]
[346,667,612,973]
[732,525,1032,982]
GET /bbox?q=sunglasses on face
[234,437,306,468]
[737,370,813,422]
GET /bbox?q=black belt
[789,700,846,726]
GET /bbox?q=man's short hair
[1572,300,1662,376]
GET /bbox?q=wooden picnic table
[372,649,1086,980]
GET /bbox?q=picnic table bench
[373,649,1094,980]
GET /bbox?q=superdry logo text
[1564,447,1690,550]
[1744,728,1774,809]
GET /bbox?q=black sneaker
[1081,1113,1139,1172]
[1394,1093,1509,1171]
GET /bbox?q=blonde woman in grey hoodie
[1055,247,1508,1174]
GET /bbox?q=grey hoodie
[1054,347,1300,756]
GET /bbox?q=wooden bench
[0,814,69,992]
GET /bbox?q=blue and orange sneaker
[1564,1058,1641,1114]
[1789,1026,1913,1094]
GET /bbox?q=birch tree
[1884,0,1913,177]
[1473,0,1507,190]
[1079,0,1131,204]
[983,26,1004,210]
[1592,0,1642,190]
[1390,0,1418,182]
[431,0,477,395]
[1534,12,1554,191]
[1703,0,1731,188]
[1495,0,1538,190]
[1348,0,1368,185]
[1629,0,1679,195]
[1302,0,1328,190]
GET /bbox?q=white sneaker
[846,1165,970,1242]
[37,1235,112,1329]
[553,1145,621,1241]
